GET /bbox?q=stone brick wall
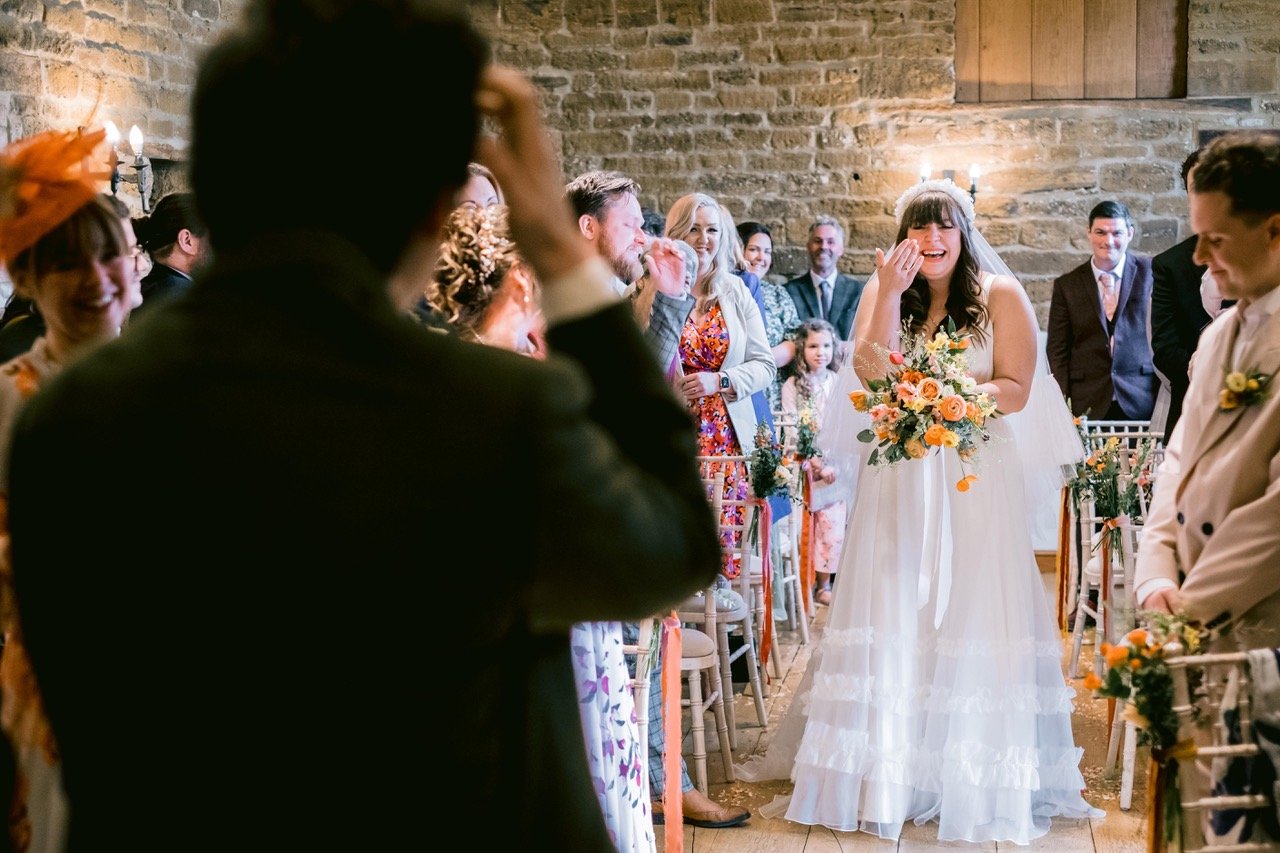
[2,0,1279,321]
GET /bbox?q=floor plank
[656,570,1143,852]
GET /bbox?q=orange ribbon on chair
[752,499,773,677]
[798,467,816,617]
[1055,486,1072,631]
[659,614,683,852]
[1100,517,1119,731]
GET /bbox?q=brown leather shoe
[652,788,750,828]
[682,801,751,828]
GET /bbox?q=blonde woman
[665,192,774,578]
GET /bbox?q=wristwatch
[718,373,730,390]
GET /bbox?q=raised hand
[642,237,689,297]
[474,65,593,284]
[874,238,923,298]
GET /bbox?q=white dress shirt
[1199,269,1237,320]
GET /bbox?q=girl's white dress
[739,278,1102,844]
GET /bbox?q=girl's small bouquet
[745,422,797,544]
[849,319,999,491]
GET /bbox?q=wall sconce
[919,162,981,202]
[104,121,153,213]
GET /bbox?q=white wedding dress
[739,277,1103,844]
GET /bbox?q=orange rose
[849,390,868,411]
[952,337,970,350]
[955,473,978,492]
[924,423,949,446]
[1126,628,1149,646]
[1104,644,1129,667]
[902,369,925,385]
[917,377,941,401]
[1083,671,1102,690]
[938,394,966,422]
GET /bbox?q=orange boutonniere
[1219,366,1271,412]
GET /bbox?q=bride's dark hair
[896,191,989,343]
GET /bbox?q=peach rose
[895,382,916,402]
[938,394,966,422]
[905,438,928,459]
[917,377,941,401]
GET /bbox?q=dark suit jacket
[1150,235,1210,435]
[7,231,720,849]
[784,271,864,341]
[134,261,194,316]
[1047,253,1158,419]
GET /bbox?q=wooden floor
[660,569,1150,851]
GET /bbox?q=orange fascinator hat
[0,127,112,265]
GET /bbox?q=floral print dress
[570,621,654,853]
[680,301,749,578]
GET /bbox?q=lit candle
[969,163,980,192]
[103,122,122,195]
[128,125,145,160]
[919,161,930,183]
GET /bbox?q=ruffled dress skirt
[746,418,1103,844]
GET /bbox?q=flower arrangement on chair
[1085,613,1206,851]
[1068,426,1158,566]
[745,421,796,545]
[849,319,999,491]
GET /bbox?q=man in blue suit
[1047,200,1158,420]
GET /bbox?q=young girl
[780,318,845,605]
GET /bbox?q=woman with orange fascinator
[0,125,140,851]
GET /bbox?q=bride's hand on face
[874,239,923,298]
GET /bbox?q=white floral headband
[893,178,975,227]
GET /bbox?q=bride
[738,179,1103,843]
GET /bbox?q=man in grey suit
[4,2,720,848]
[784,214,865,341]
[1047,200,1158,420]
[1136,130,1280,652]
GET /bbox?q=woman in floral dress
[665,193,775,576]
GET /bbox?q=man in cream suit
[1136,130,1280,651]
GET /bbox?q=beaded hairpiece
[0,127,111,265]
[460,204,510,289]
[893,178,975,228]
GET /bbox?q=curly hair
[895,191,989,344]
[427,204,521,334]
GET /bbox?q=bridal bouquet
[849,319,999,491]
